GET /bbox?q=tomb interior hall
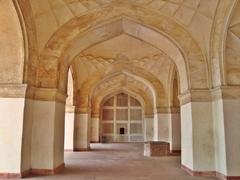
[0,0,240,179]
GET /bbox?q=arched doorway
[101,93,144,143]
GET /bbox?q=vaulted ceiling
[30,0,219,57]
[1,0,239,112]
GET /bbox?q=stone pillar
[91,114,100,143]
[156,108,181,152]
[0,84,31,178]
[157,110,171,142]
[30,88,66,175]
[212,87,240,179]
[64,105,75,151]
[180,90,215,176]
[168,108,181,152]
[153,113,159,141]
[144,115,154,141]
[73,109,90,151]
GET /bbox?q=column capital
[91,113,100,118]
[0,83,27,98]
[211,86,240,101]
[75,107,89,114]
[145,114,154,118]
[179,89,212,105]
[156,107,180,113]
[27,86,67,103]
[65,104,75,113]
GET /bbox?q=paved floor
[4,143,217,180]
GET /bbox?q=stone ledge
[0,84,27,98]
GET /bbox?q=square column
[156,108,181,153]
[64,105,75,151]
[74,113,90,151]
[31,99,65,175]
[0,84,30,178]
[144,116,154,141]
[180,90,215,176]
[0,98,26,177]
[91,115,100,143]
[212,87,240,179]
[157,112,171,142]
[169,110,181,152]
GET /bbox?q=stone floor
[4,143,217,180]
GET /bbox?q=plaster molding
[0,84,27,98]
[75,107,89,114]
[179,86,240,105]
[179,89,212,105]
[28,87,67,103]
[91,113,100,118]
[211,86,240,101]
[156,107,180,113]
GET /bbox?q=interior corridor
[2,143,217,180]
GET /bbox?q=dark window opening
[120,128,125,135]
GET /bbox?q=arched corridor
[0,0,240,179]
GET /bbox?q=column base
[0,164,65,178]
[181,165,240,179]
[0,169,31,178]
[181,165,215,177]
[73,147,90,152]
[216,172,240,180]
[31,163,65,176]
